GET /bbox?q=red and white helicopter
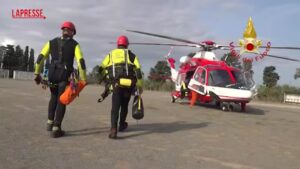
[126,18,300,112]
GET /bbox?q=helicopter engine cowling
[193,51,218,61]
[179,56,189,63]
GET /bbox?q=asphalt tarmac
[0,79,299,169]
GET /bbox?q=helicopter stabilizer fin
[166,58,178,82]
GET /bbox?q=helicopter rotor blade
[213,48,300,62]
[127,30,204,47]
[218,45,300,50]
[265,54,300,62]
[261,46,300,50]
[216,46,231,50]
[109,42,201,48]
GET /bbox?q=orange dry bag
[59,80,86,105]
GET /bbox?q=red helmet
[61,21,76,34]
[117,35,129,47]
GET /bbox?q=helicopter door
[188,66,207,95]
[175,73,186,91]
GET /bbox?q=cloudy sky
[1,0,300,86]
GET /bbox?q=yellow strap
[181,81,187,90]
[138,96,141,110]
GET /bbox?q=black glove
[34,74,42,85]
[41,80,48,90]
[97,96,104,103]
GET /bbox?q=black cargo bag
[48,61,68,83]
[132,95,144,120]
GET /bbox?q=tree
[0,46,6,68]
[221,52,242,69]
[148,60,171,82]
[22,46,29,71]
[263,66,280,88]
[28,48,35,72]
[295,68,300,79]
[87,65,101,83]
[2,45,16,70]
[15,45,24,70]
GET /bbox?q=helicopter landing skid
[219,101,246,112]
[210,91,246,112]
[171,95,186,103]
[220,102,234,112]
[171,96,176,103]
[171,91,185,103]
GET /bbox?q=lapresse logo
[12,9,46,19]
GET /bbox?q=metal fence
[0,69,9,78]
[13,70,35,80]
[284,93,300,104]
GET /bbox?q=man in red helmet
[99,35,143,139]
[34,21,87,138]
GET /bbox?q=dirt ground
[0,78,299,169]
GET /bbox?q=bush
[256,85,300,102]
[143,80,174,92]
[86,76,100,84]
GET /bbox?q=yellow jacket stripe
[100,49,137,68]
[75,44,87,81]
[34,39,87,81]
[100,49,143,87]
[34,41,50,74]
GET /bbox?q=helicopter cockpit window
[208,70,232,87]
[193,68,206,84]
[231,70,246,86]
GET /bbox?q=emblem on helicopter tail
[230,17,271,62]
[240,17,262,54]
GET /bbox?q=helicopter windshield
[231,70,246,86]
[208,69,232,87]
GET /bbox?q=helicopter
[126,18,300,112]
[159,40,255,112]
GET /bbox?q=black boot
[108,128,117,139]
[46,123,53,131]
[51,126,65,138]
[119,122,128,132]
[46,120,54,131]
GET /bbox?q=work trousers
[48,81,67,128]
[111,86,133,129]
